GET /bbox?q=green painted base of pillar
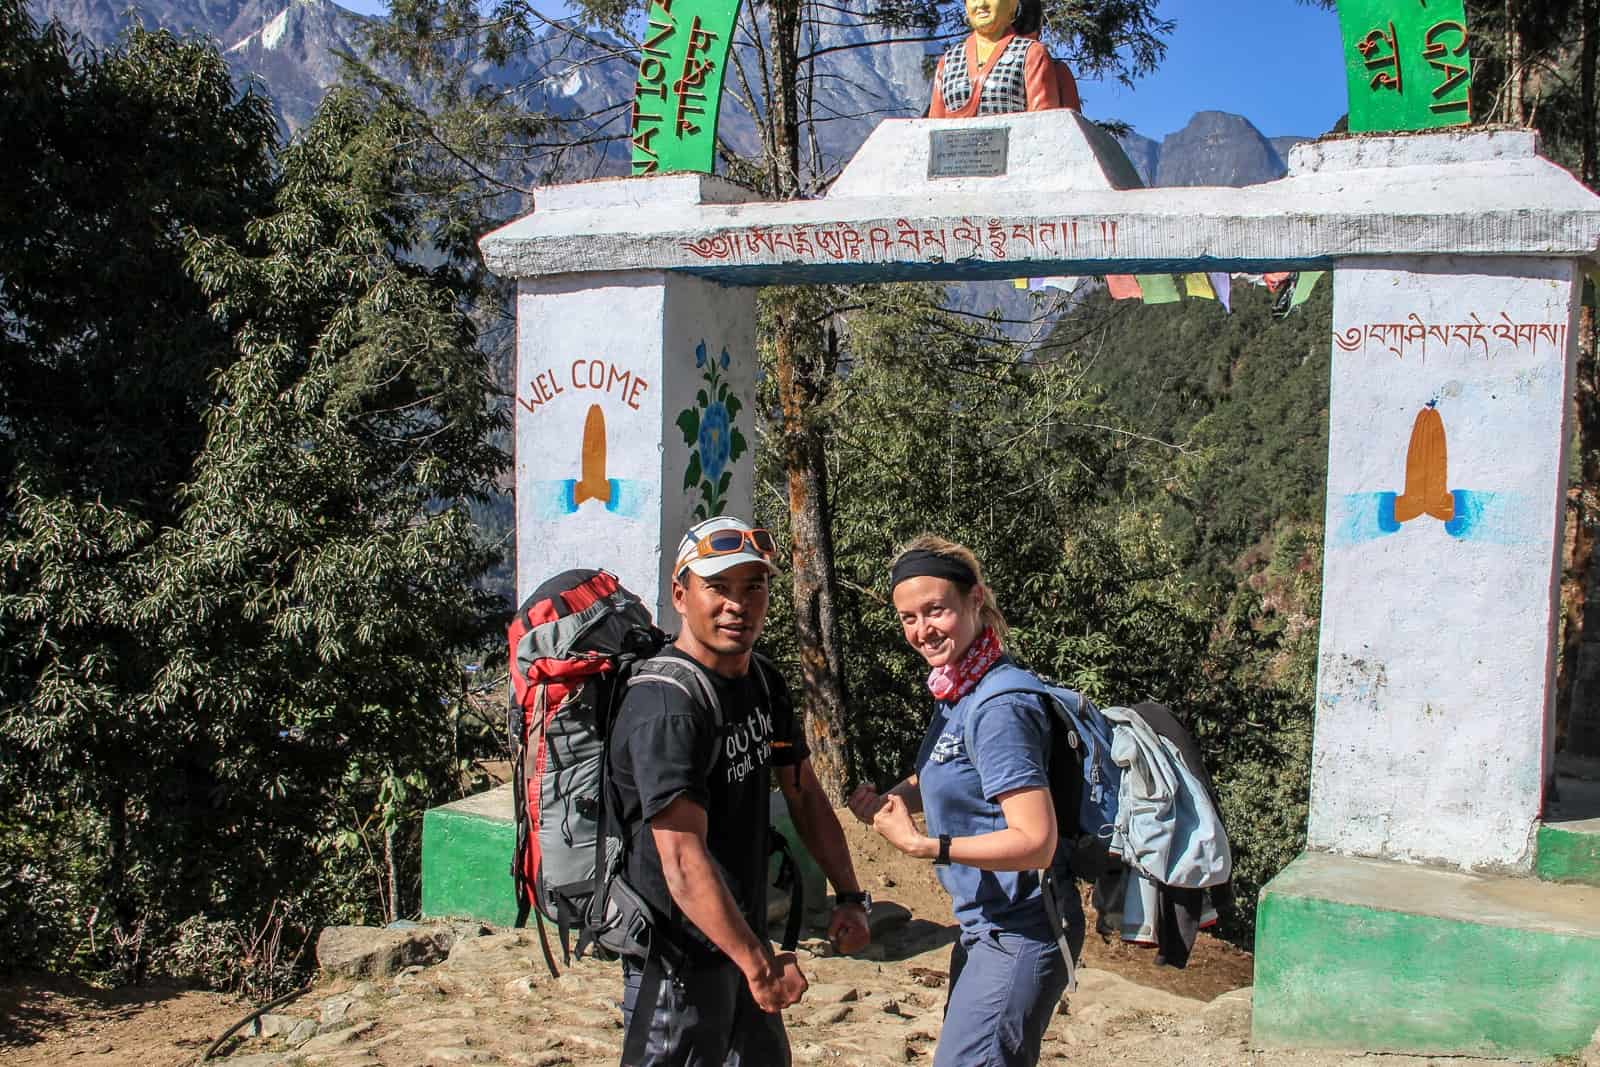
[1537,766,1600,886]
[1537,822,1600,886]
[421,784,519,928]
[770,792,831,922]
[1254,851,1600,1060]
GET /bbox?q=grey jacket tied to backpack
[1101,706,1231,890]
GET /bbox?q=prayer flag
[1013,278,1030,289]
[1033,276,1080,293]
[1184,273,1215,299]
[1290,270,1325,308]
[1210,272,1232,313]
[1105,275,1141,300]
[1263,271,1293,292]
[1137,274,1180,304]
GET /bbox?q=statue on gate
[927,0,1081,118]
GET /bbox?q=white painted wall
[514,271,757,628]
[657,275,759,631]
[1307,256,1581,871]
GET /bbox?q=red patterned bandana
[927,626,1002,702]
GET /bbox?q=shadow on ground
[0,974,203,1049]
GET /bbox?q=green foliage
[154,901,311,1000]
[1055,280,1333,590]
[1052,280,1332,937]
[0,807,108,975]
[0,3,507,981]
[0,0,278,975]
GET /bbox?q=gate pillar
[1253,135,1599,1059]
[510,176,761,626]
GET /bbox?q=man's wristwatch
[834,890,872,914]
[934,833,952,866]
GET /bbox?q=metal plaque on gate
[928,127,1009,178]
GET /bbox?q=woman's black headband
[889,549,978,592]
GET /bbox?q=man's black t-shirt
[608,646,808,958]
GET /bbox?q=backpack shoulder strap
[962,665,1077,779]
[627,654,727,779]
[628,653,724,728]
[970,663,1092,724]
[748,651,776,708]
[968,662,1055,716]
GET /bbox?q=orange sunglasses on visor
[677,527,777,569]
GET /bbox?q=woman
[927,0,1080,118]
[848,535,1084,1067]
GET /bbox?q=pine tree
[0,1,280,966]
[0,2,508,971]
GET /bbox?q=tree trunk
[1582,0,1597,189]
[1559,3,1599,755]
[770,0,802,197]
[1505,0,1525,123]
[1564,305,1600,757]
[763,1,851,798]
[1557,480,1591,750]
[385,823,400,923]
[774,307,854,800]
[106,778,135,928]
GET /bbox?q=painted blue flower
[719,347,731,370]
[698,401,731,484]
[695,341,708,368]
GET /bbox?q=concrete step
[1537,754,1600,887]
[1253,849,1600,1060]
[421,783,519,928]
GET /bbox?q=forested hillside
[1071,280,1333,588]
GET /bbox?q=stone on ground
[316,924,459,979]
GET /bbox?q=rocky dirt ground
[3,816,1593,1067]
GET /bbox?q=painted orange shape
[573,403,612,506]
[1393,406,1455,524]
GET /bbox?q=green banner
[1337,0,1473,134]
[630,0,740,175]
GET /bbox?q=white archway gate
[481,110,1600,1058]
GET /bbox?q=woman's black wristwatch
[834,890,872,914]
[934,833,952,866]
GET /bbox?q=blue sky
[335,0,1347,140]
[1079,0,1346,139]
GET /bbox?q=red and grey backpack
[507,569,666,971]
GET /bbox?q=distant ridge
[34,0,1316,189]
[1117,112,1311,189]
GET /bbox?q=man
[609,515,872,1066]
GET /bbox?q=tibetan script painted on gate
[1336,0,1474,133]
[631,0,739,175]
